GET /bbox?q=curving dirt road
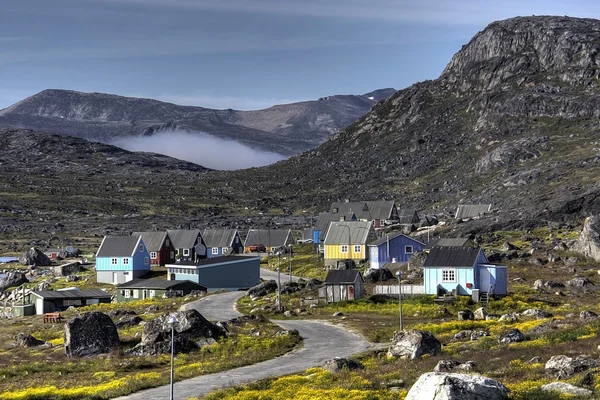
[114,270,372,400]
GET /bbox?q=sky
[2,0,600,111]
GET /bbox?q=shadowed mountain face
[0,88,396,156]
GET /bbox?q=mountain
[0,88,396,156]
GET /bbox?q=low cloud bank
[112,130,286,170]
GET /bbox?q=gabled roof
[116,279,206,290]
[368,232,425,247]
[202,229,238,248]
[455,204,492,219]
[365,201,396,220]
[425,238,473,250]
[131,231,168,251]
[315,212,356,233]
[330,201,371,220]
[324,269,363,284]
[397,208,420,224]
[244,229,291,247]
[167,229,201,249]
[323,221,373,245]
[32,289,112,299]
[96,236,142,258]
[423,246,484,268]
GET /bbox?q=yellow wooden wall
[324,244,365,260]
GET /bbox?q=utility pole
[276,253,282,311]
[288,245,293,284]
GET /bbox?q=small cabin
[323,269,364,303]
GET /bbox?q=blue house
[95,236,151,284]
[423,246,507,298]
[367,232,425,269]
[202,229,244,258]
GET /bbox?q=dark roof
[168,255,261,268]
[116,279,206,290]
[323,221,373,245]
[455,204,492,219]
[425,238,473,250]
[244,229,291,247]
[167,229,201,249]
[96,236,142,257]
[32,289,112,299]
[314,212,356,241]
[365,201,395,220]
[368,232,425,247]
[397,209,420,224]
[202,229,237,248]
[131,231,168,251]
[423,246,484,268]
[44,248,63,253]
[324,269,363,284]
[330,201,369,220]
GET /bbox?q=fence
[374,284,424,296]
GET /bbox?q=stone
[64,311,120,357]
[457,310,474,321]
[453,330,472,340]
[434,360,461,372]
[498,329,526,344]
[527,319,567,335]
[580,310,599,320]
[246,280,278,297]
[333,311,343,317]
[572,216,600,262]
[533,279,564,290]
[498,313,519,322]
[454,361,476,372]
[363,267,394,283]
[500,242,520,251]
[388,330,442,359]
[521,308,553,319]
[0,271,28,293]
[322,357,364,373]
[470,331,490,340]
[14,332,46,347]
[564,257,580,267]
[473,307,487,320]
[541,382,593,397]
[283,310,296,317]
[52,262,84,277]
[566,277,596,288]
[19,247,52,266]
[405,372,509,400]
[525,356,541,364]
[408,251,427,271]
[115,315,143,329]
[545,355,599,378]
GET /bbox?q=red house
[131,231,175,266]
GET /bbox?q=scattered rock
[434,360,461,372]
[533,279,564,290]
[580,310,598,320]
[525,356,541,364]
[0,271,28,293]
[405,372,509,400]
[473,307,487,320]
[454,361,476,372]
[453,330,472,340]
[498,329,526,344]
[14,332,46,347]
[545,355,599,378]
[408,252,427,271]
[333,312,343,317]
[541,382,593,397]
[566,277,596,288]
[363,267,394,283]
[457,310,474,321]
[470,331,490,340]
[564,257,580,267]
[246,280,278,297]
[115,315,143,329]
[64,311,120,357]
[52,262,84,277]
[521,308,553,319]
[322,357,364,373]
[572,216,600,262]
[388,330,442,359]
[498,313,519,323]
[283,310,296,317]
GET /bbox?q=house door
[142,290,148,300]
[348,285,355,301]
[112,272,118,284]
[479,267,491,292]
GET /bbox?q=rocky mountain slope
[0,88,396,156]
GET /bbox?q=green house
[116,279,207,303]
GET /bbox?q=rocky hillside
[0,88,396,156]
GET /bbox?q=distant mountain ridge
[0,88,396,156]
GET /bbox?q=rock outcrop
[572,216,600,262]
[0,271,28,293]
[64,312,120,357]
[19,247,51,266]
[388,330,442,359]
[545,355,599,378]
[406,372,509,400]
[247,280,278,297]
[322,358,364,373]
[14,333,47,347]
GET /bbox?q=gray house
[165,255,260,291]
[455,204,492,220]
[202,229,244,258]
[167,229,207,262]
[30,289,112,315]
[323,270,364,303]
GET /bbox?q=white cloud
[111,130,286,170]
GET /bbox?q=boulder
[434,360,461,372]
[521,308,553,319]
[0,271,28,293]
[572,216,600,262]
[498,313,519,322]
[52,262,84,277]
[388,330,442,359]
[470,331,490,340]
[14,332,46,347]
[126,309,224,356]
[533,279,564,290]
[580,310,599,320]
[405,372,509,400]
[35,280,51,291]
[246,280,278,297]
[363,268,394,283]
[527,319,568,335]
[541,382,593,397]
[498,329,526,344]
[545,355,599,379]
[457,310,474,321]
[322,357,364,373]
[453,330,472,340]
[454,361,477,372]
[501,242,520,251]
[115,315,143,329]
[564,257,580,267]
[19,247,52,266]
[408,251,427,271]
[566,277,596,288]
[473,307,487,320]
[64,312,120,357]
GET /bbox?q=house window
[111,258,118,265]
[176,249,180,255]
[166,239,170,246]
[133,290,139,299]
[212,248,219,255]
[341,245,348,253]
[442,269,456,282]
[333,207,338,213]
[339,216,346,221]
[150,252,157,259]
[354,245,361,253]
[405,246,413,254]
[144,257,149,265]
[123,258,129,265]
[170,251,174,259]
[149,290,156,298]
[125,290,131,298]
[183,249,190,256]
[139,244,144,252]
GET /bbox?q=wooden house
[313,211,357,246]
[116,279,207,302]
[324,270,364,303]
[423,246,507,298]
[131,231,175,266]
[397,208,420,225]
[323,221,376,268]
[29,289,112,314]
[367,232,425,269]
[202,229,244,258]
[95,236,151,284]
[244,229,293,253]
[329,200,400,229]
[167,229,207,262]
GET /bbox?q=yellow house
[323,221,376,268]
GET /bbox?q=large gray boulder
[0,271,28,293]
[246,280,278,297]
[14,332,46,347]
[52,262,84,277]
[498,329,526,344]
[363,268,393,283]
[322,357,364,373]
[545,355,599,379]
[64,312,120,357]
[126,309,224,356]
[541,382,593,397]
[408,251,427,271]
[406,372,509,400]
[521,308,553,319]
[19,247,52,266]
[566,277,596,288]
[572,216,600,262]
[388,330,441,359]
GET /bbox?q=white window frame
[150,252,157,259]
[123,258,129,265]
[125,290,131,299]
[133,290,139,299]
[405,245,413,254]
[442,269,456,282]
[111,258,118,265]
[183,249,190,256]
[353,245,361,253]
[212,248,219,255]
[341,245,348,253]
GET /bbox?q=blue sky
[1,0,599,110]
